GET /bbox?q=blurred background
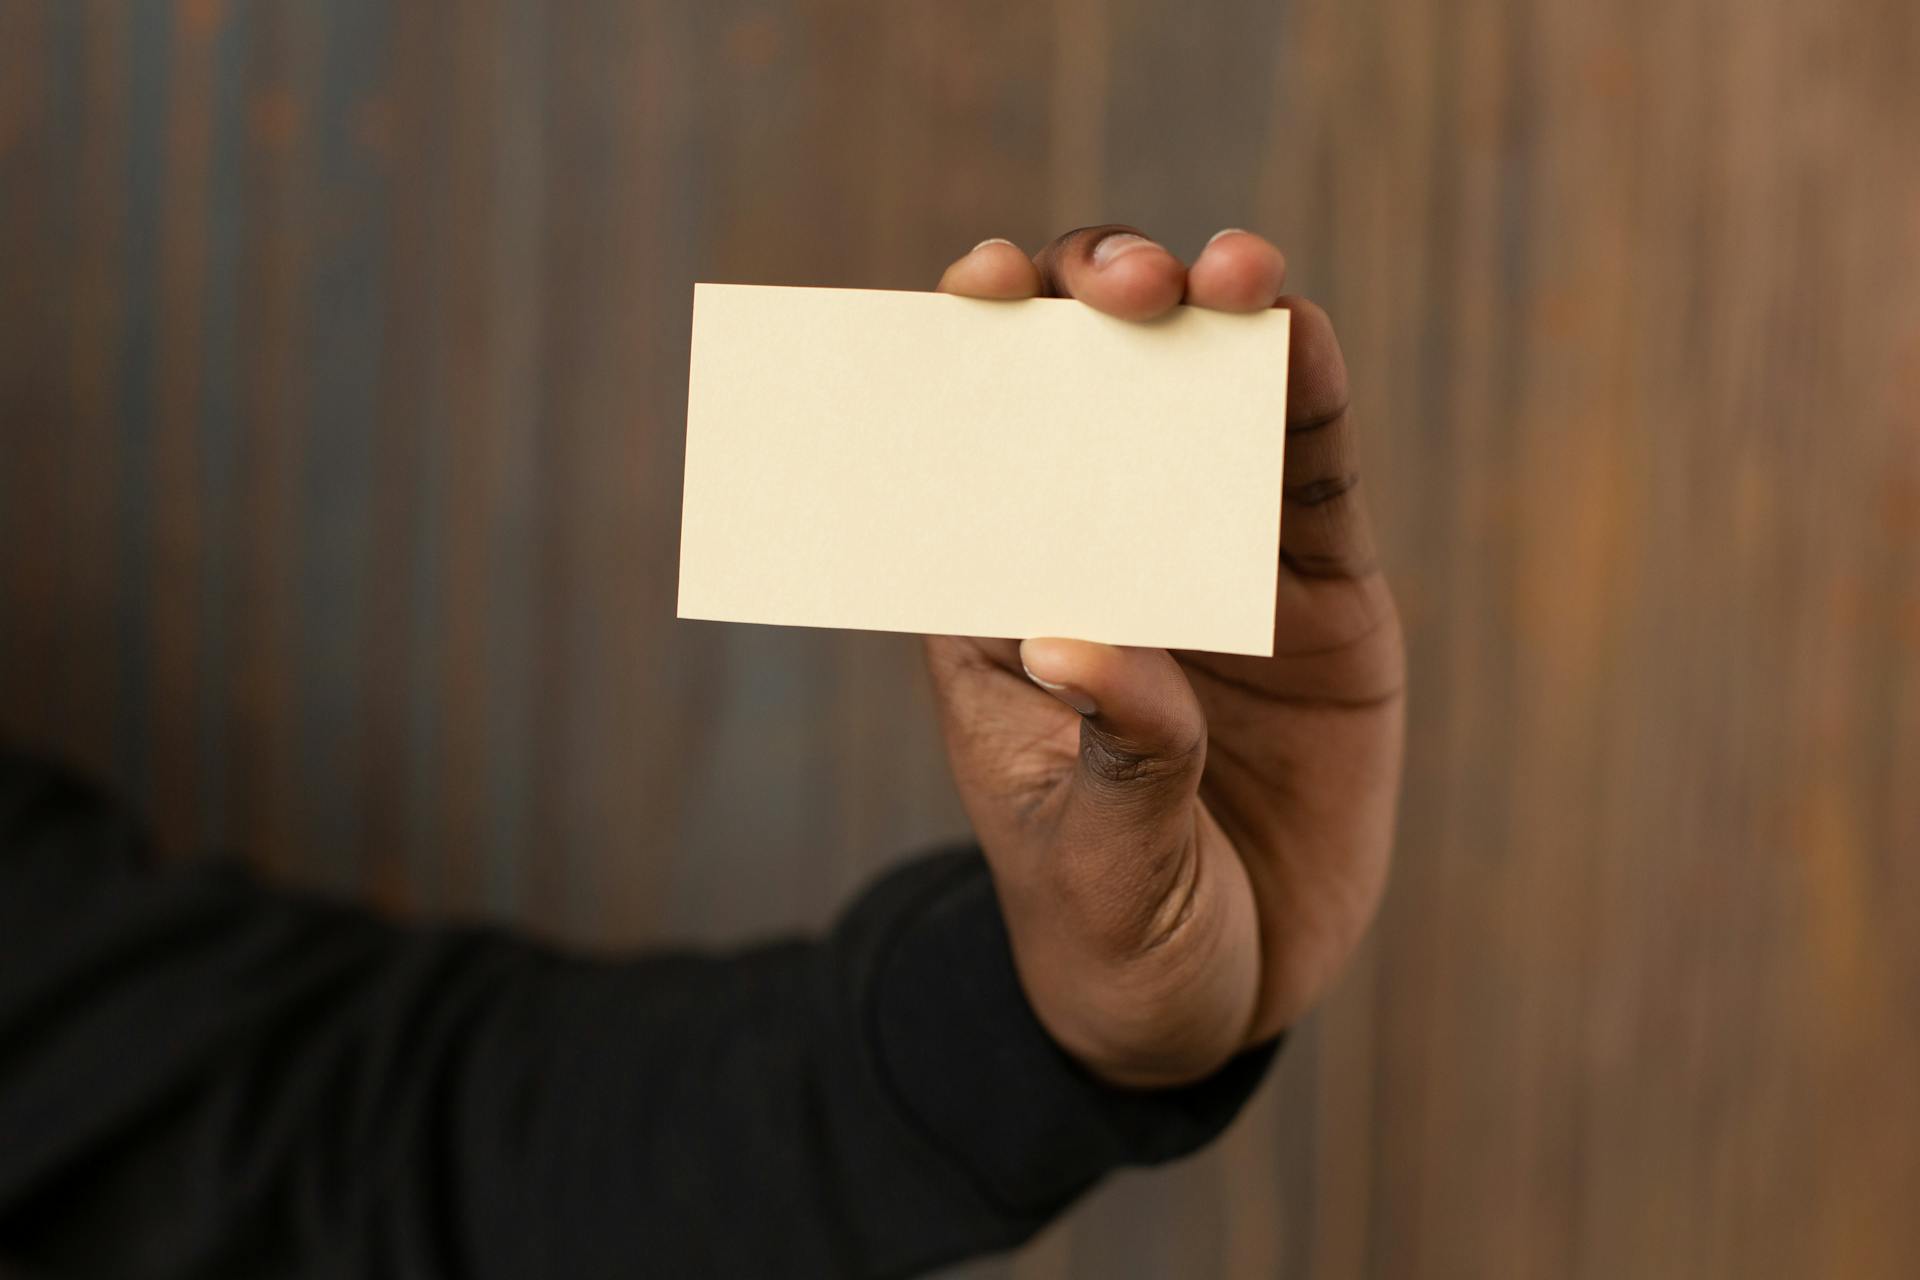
[1,1,1917,1276]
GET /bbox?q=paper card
[677,283,1290,656]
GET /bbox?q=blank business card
[677,283,1290,656]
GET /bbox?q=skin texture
[928,226,1406,1088]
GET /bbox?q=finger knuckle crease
[1082,734,1202,791]
[1280,546,1378,580]
[1284,471,1361,507]
[1287,399,1350,434]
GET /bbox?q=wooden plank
[0,0,61,745]
[147,0,225,853]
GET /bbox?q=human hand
[927,226,1405,1088]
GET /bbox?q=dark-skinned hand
[928,225,1405,1088]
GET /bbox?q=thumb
[1018,638,1208,939]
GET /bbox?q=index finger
[936,237,1044,299]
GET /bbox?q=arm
[0,749,1272,1280]
[2,223,1399,1280]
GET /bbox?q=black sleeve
[0,749,1277,1279]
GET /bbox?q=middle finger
[1032,224,1187,321]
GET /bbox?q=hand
[927,226,1405,1089]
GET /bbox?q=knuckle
[1037,224,1150,281]
[1284,470,1361,507]
[1281,544,1379,581]
[1281,296,1352,430]
[1287,395,1351,435]
[1079,730,1204,794]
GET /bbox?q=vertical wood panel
[147,0,220,852]
[0,0,62,741]
[357,0,447,908]
[56,2,132,778]
[3,1,1917,1276]
[227,2,317,875]
[293,0,389,890]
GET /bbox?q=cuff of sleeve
[854,848,1279,1221]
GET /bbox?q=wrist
[856,848,1283,1214]
[1004,876,1263,1091]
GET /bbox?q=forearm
[0,750,1274,1278]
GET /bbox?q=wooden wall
[2,1,1917,1276]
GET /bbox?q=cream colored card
[677,283,1289,656]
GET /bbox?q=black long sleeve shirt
[0,748,1275,1278]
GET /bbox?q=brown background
[3,1,1918,1276]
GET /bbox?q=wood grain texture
[2,1,1917,1276]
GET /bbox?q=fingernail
[1023,664,1098,716]
[971,236,1018,254]
[1205,227,1252,248]
[1091,232,1157,269]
